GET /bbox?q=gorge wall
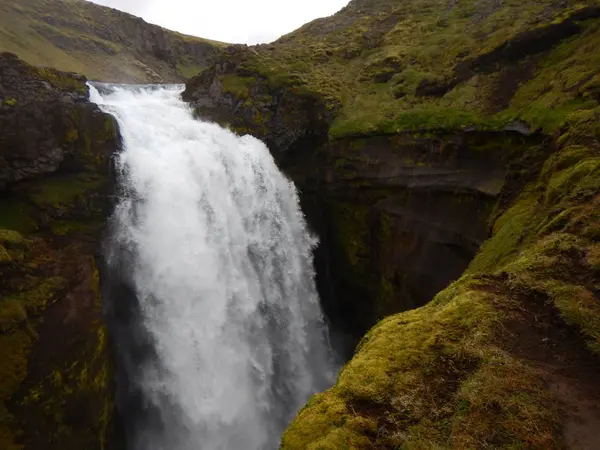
[0,52,120,450]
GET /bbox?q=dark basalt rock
[0,53,121,450]
[0,52,116,189]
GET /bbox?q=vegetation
[200,0,600,140]
[0,55,118,449]
[213,0,600,447]
[282,131,600,448]
[0,0,224,82]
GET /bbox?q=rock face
[0,0,224,83]
[298,132,544,340]
[0,53,120,450]
[0,53,104,187]
[182,45,334,161]
[183,0,600,446]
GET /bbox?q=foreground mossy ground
[281,125,600,447]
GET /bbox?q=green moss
[0,276,68,448]
[0,229,24,247]
[177,62,206,79]
[220,74,254,99]
[544,155,600,205]
[0,200,37,234]
[0,245,12,265]
[30,174,105,209]
[4,97,17,107]
[469,196,539,274]
[37,67,87,94]
[282,273,560,448]
[65,128,79,143]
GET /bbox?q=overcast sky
[88,0,349,44]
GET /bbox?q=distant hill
[0,0,225,83]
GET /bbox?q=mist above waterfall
[91,84,337,450]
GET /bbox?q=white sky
[87,0,349,44]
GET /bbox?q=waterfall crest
[91,84,336,450]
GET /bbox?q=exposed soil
[501,290,600,449]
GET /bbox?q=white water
[91,84,336,450]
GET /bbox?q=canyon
[1,0,600,448]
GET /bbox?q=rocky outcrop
[182,45,334,162]
[281,129,600,450]
[0,53,120,450]
[0,0,224,83]
[300,132,547,342]
[0,53,114,187]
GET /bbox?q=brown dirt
[501,290,600,449]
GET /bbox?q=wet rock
[0,54,120,450]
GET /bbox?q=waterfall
[91,84,337,450]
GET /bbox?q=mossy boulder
[182,45,335,161]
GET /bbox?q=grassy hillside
[0,0,225,83]
[198,0,600,139]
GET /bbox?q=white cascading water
[90,84,336,450]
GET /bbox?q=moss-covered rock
[0,54,119,450]
[0,52,119,189]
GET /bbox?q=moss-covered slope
[184,0,600,148]
[0,53,120,450]
[281,131,600,448]
[0,0,225,83]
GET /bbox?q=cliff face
[183,0,600,446]
[0,52,120,450]
[0,0,224,83]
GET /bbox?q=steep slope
[0,53,120,450]
[0,0,224,83]
[182,0,600,447]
